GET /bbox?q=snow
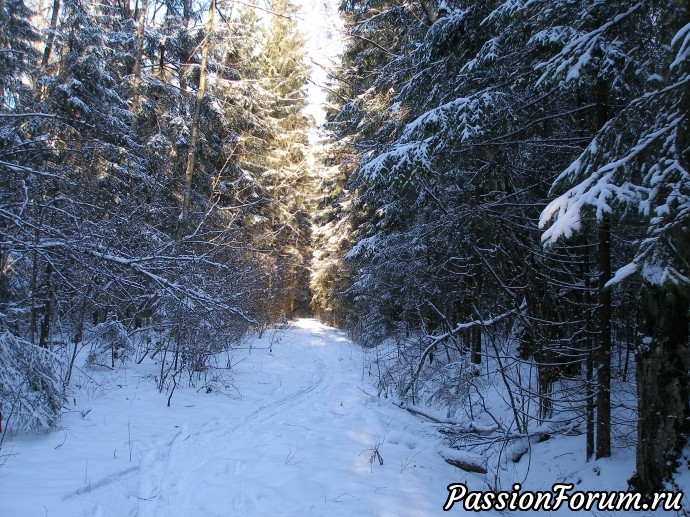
[2,320,686,516]
[605,261,640,287]
[540,113,684,246]
[533,3,643,86]
[438,448,486,472]
[400,95,495,143]
[0,320,465,517]
[641,261,664,285]
[360,141,432,181]
[671,22,690,70]
[484,0,524,25]
[345,235,379,259]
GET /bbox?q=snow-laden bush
[423,359,480,410]
[0,331,65,434]
[86,317,133,369]
[367,335,480,416]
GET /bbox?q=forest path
[1,319,462,517]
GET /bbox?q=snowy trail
[132,325,334,517]
[1,319,463,517]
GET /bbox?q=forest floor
[1,319,684,516]
[0,319,467,516]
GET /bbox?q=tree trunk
[470,326,481,364]
[177,0,214,244]
[595,71,612,459]
[39,263,53,349]
[471,262,483,364]
[596,214,611,458]
[155,40,166,80]
[130,0,148,131]
[631,0,690,492]
[65,291,90,388]
[178,0,192,94]
[40,0,61,69]
[631,284,690,494]
[584,243,595,460]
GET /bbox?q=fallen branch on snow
[439,448,487,474]
[393,402,498,435]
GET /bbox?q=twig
[332,492,361,502]
[360,438,384,472]
[54,430,67,450]
[357,385,377,398]
[135,488,162,501]
[285,442,300,465]
[0,380,27,449]
[400,451,420,473]
[128,420,132,462]
[346,33,399,58]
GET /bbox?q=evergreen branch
[346,33,399,58]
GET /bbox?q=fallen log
[440,448,487,474]
[394,402,499,435]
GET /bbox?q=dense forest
[310,0,690,497]
[1,0,689,501]
[0,0,314,432]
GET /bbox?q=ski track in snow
[132,332,332,517]
[0,320,465,517]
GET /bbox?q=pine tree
[540,0,690,493]
[0,0,40,109]
[324,0,645,444]
[256,0,314,318]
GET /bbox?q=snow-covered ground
[1,319,686,516]
[0,320,466,517]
